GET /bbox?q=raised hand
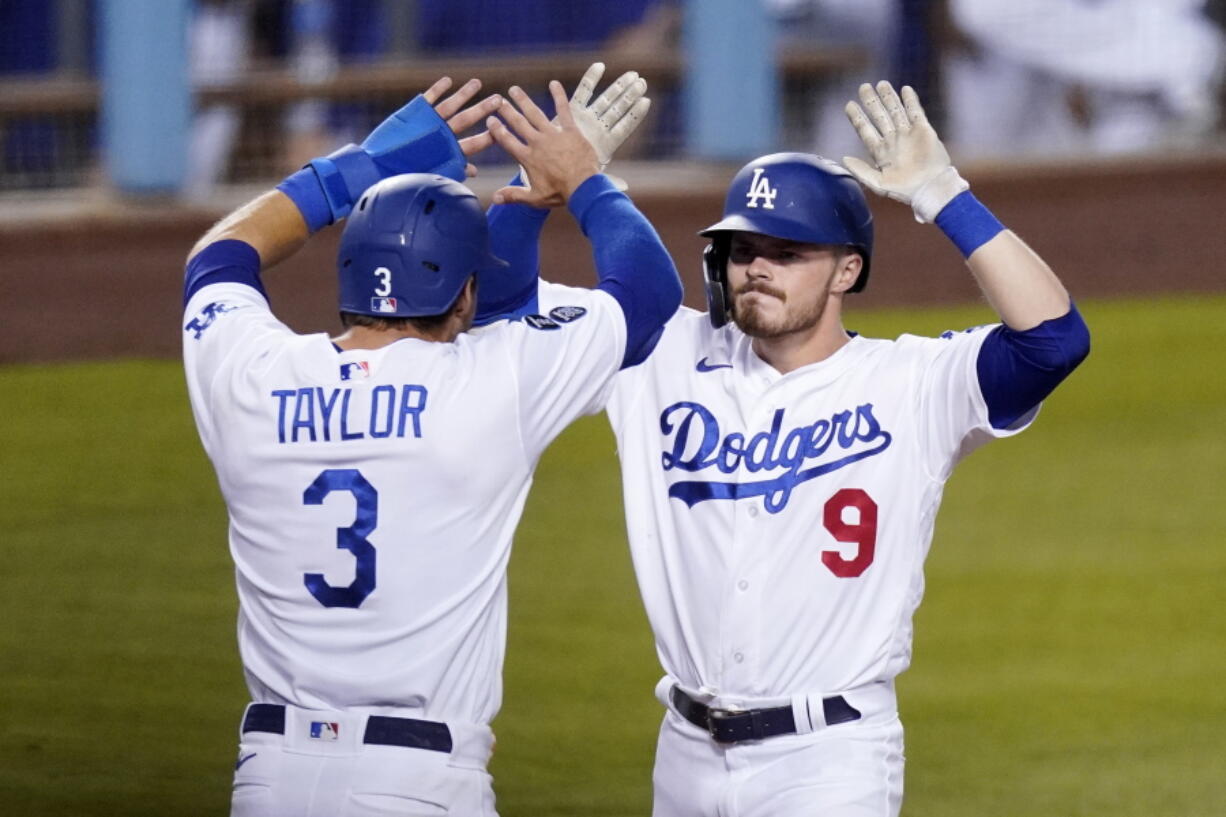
[566,62,650,170]
[487,81,602,208]
[842,81,968,223]
[518,63,650,190]
[421,77,502,177]
[309,77,502,222]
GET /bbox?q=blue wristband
[276,168,333,234]
[934,190,1006,258]
[281,94,469,229]
[307,145,382,222]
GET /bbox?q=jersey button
[737,580,749,591]
[733,652,745,663]
[747,506,759,518]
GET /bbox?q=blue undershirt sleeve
[275,168,332,234]
[475,173,548,326]
[183,239,265,307]
[976,302,1091,429]
[568,175,683,368]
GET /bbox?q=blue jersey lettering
[660,401,892,513]
[271,385,430,444]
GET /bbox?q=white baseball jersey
[183,279,625,725]
[601,307,1032,703]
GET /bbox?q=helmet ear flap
[702,241,730,329]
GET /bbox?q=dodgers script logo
[660,401,891,513]
[745,168,777,209]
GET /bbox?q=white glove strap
[911,166,969,224]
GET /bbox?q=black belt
[670,686,861,744]
[242,703,453,753]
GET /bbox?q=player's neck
[749,309,851,375]
[332,324,458,351]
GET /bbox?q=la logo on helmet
[745,168,777,209]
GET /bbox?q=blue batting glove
[303,95,468,224]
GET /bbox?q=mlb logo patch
[340,361,371,381]
[309,721,340,741]
[370,297,398,314]
[548,305,587,323]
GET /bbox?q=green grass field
[2,295,1224,816]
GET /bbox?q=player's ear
[830,252,862,294]
[454,276,478,316]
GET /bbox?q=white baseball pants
[228,704,496,817]
[651,685,904,817]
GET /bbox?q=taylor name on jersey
[270,383,429,443]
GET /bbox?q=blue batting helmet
[699,153,874,327]
[337,173,507,318]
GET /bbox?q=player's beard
[732,281,829,338]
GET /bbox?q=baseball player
[493,80,1090,815]
[181,71,679,817]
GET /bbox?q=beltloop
[654,675,676,709]
[803,681,896,729]
[790,694,816,735]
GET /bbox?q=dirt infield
[2,155,1224,364]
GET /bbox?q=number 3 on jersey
[822,488,877,578]
[303,469,377,608]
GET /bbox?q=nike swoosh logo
[696,357,733,373]
[235,752,257,771]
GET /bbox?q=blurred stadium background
[2,1,1225,816]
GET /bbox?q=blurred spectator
[198,0,682,181]
[1,0,60,185]
[416,0,680,161]
[185,0,252,200]
[766,0,905,161]
[944,0,1226,158]
[281,0,386,171]
[416,0,667,55]
[0,0,57,76]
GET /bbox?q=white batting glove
[842,81,968,224]
[520,62,650,190]
[570,62,651,169]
